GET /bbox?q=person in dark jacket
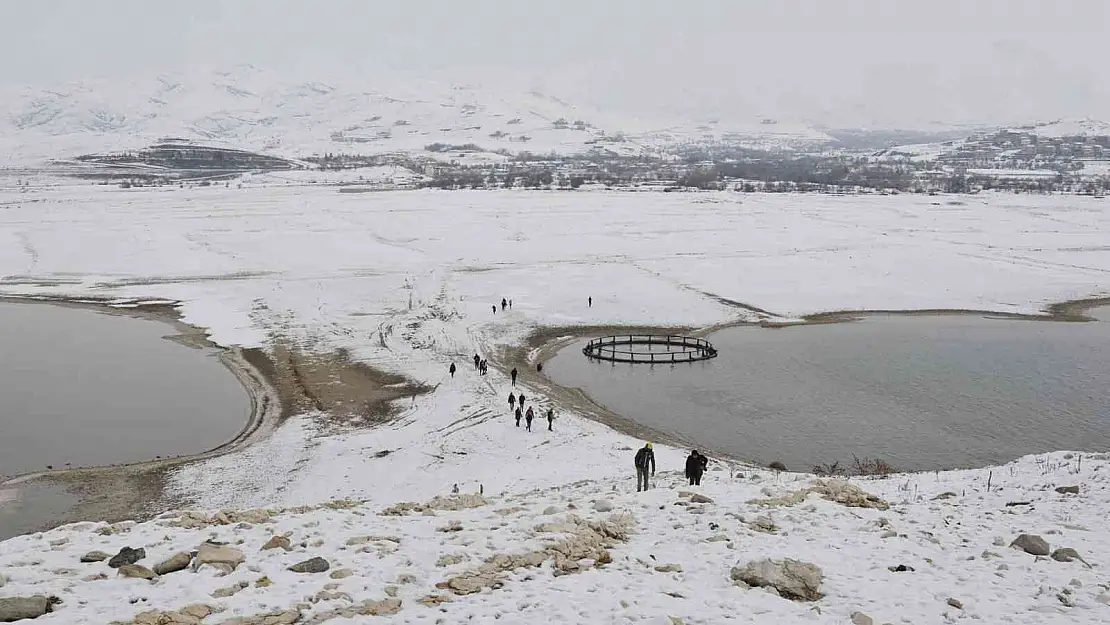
[515,406,522,427]
[510,367,518,386]
[508,392,516,411]
[525,406,534,431]
[501,298,507,311]
[449,362,456,378]
[634,443,655,492]
[517,391,526,405]
[473,354,480,370]
[685,450,707,486]
[546,407,554,431]
[536,362,543,373]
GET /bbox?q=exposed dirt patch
[0,295,427,533]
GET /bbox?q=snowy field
[1,182,1109,623]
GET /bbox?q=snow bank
[1,453,1107,624]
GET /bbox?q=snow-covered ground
[1,182,1109,623]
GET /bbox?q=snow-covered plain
[1,180,1109,623]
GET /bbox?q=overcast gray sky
[1,0,1107,128]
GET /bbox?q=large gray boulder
[288,556,330,573]
[194,543,245,571]
[107,546,146,568]
[1010,534,1050,556]
[153,552,193,575]
[0,596,59,622]
[730,558,823,601]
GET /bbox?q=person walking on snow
[509,299,513,309]
[473,354,480,370]
[517,391,526,405]
[510,367,518,386]
[525,406,534,431]
[634,443,655,492]
[685,450,707,486]
[588,296,592,307]
[515,406,522,427]
[449,362,456,378]
[546,407,554,431]
[508,392,516,411]
[492,305,497,314]
[501,298,507,311]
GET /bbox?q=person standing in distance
[635,443,655,492]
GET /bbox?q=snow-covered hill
[1,453,1107,624]
[0,66,838,165]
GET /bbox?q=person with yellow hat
[634,442,656,491]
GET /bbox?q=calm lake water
[0,301,251,539]
[547,308,1110,472]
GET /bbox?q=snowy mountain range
[0,66,841,165]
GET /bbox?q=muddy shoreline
[498,296,1110,467]
[2,293,1107,536]
[0,295,427,536]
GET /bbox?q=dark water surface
[547,308,1110,471]
[0,301,251,539]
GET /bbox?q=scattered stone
[888,564,915,573]
[255,576,273,588]
[705,535,729,543]
[748,479,888,510]
[996,563,1009,571]
[654,563,683,573]
[262,535,292,551]
[381,493,488,516]
[108,547,146,568]
[153,552,193,576]
[436,554,467,567]
[437,520,463,533]
[543,506,561,515]
[1050,548,1082,563]
[288,557,330,573]
[117,564,157,580]
[992,536,1006,547]
[730,558,823,601]
[420,594,452,607]
[690,493,714,504]
[212,582,249,598]
[748,515,777,533]
[329,568,353,579]
[594,500,614,512]
[194,543,245,571]
[82,573,109,581]
[213,608,300,625]
[879,530,898,539]
[1010,534,1050,556]
[80,550,111,563]
[851,611,874,625]
[397,573,418,585]
[47,538,68,547]
[0,596,60,622]
[932,492,958,500]
[768,461,787,471]
[384,585,399,597]
[1055,485,1080,495]
[947,598,964,609]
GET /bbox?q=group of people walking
[508,390,554,432]
[450,356,556,433]
[632,443,709,491]
[493,297,514,314]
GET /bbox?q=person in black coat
[525,406,534,432]
[685,450,708,486]
[635,443,655,492]
[510,367,518,386]
[449,362,456,378]
[515,406,522,427]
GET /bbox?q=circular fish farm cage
[583,335,718,364]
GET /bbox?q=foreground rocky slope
[1,453,1107,624]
